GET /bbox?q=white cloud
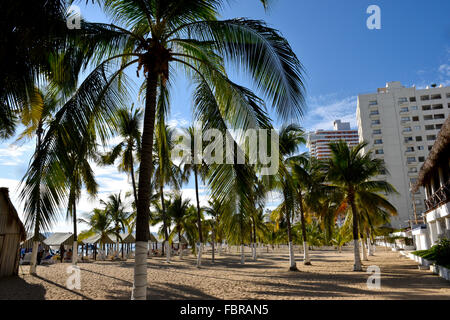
[0,143,34,166]
[438,64,450,77]
[303,95,357,132]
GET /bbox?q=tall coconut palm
[78,207,116,256]
[64,132,99,265]
[291,156,327,265]
[271,124,305,271]
[179,126,210,267]
[154,121,181,262]
[17,86,64,274]
[64,0,306,299]
[324,141,397,271]
[101,105,142,205]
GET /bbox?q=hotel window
[422,105,431,111]
[432,104,443,110]
[411,105,418,110]
[425,125,435,130]
[417,146,424,151]
[370,110,379,115]
[410,178,418,184]
[398,97,408,104]
[374,139,383,145]
[372,129,382,134]
[420,95,430,101]
[375,149,384,155]
[406,147,414,152]
[414,126,421,130]
[369,100,378,106]
[431,94,442,100]
[418,157,425,162]
[427,135,436,141]
[428,145,433,151]
[434,114,445,119]
[401,116,410,122]
[403,127,412,132]
[447,93,450,98]
[408,167,418,173]
[436,124,443,130]
[424,115,433,120]
[404,137,413,143]
[400,107,409,113]
[407,157,416,164]
[410,97,416,102]
[371,119,381,125]
[412,116,419,121]
[415,136,422,142]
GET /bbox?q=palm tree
[101,105,142,205]
[271,124,305,271]
[179,126,209,267]
[0,0,76,139]
[66,0,306,299]
[154,123,181,262]
[78,208,116,258]
[64,132,99,265]
[291,157,327,265]
[166,194,191,259]
[101,193,130,257]
[17,86,63,274]
[324,141,397,271]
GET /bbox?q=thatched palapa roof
[413,116,450,191]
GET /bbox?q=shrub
[434,239,450,267]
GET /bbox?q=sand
[1,247,449,300]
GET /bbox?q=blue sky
[1,0,449,233]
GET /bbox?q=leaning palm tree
[17,86,64,274]
[67,0,306,299]
[101,105,142,205]
[324,141,397,271]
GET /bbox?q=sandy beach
[1,247,449,300]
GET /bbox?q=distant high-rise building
[356,81,450,228]
[306,120,359,160]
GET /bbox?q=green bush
[413,239,450,266]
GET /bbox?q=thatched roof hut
[414,116,450,191]
[0,187,26,278]
[21,233,49,250]
[81,233,115,245]
[43,232,74,247]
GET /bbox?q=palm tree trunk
[132,72,158,300]
[130,152,138,206]
[298,192,311,265]
[349,192,362,271]
[252,219,257,261]
[159,184,170,263]
[286,209,298,271]
[72,199,78,265]
[178,230,183,259]
[194,168,203,268]
[211,227,215,264]
[30,123,43,275]
[361,233,368,261]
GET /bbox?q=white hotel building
[356,81,450,229]
[306,120,359,160]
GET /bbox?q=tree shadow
[0,276,47,300]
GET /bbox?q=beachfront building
[306,120,359,160]
[0,188,26,277]
[356,81,450,229]
[412,116,450,250]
